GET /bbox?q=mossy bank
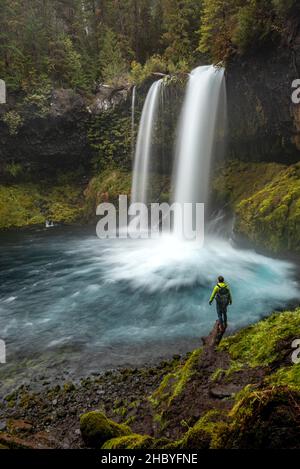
[0,308,299,449]
[212,160,300,255]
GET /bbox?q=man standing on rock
[209,276,232,332]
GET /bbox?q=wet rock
[209,384,242,399]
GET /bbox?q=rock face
[226,36,300,164]
[0,86,131,181]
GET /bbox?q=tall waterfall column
[172,66,226,239]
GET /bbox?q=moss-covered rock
[172,410,228,449]
[217,386,300,449]
[79,411,131,448]
[211,160,300,253]
[235,163,300,253]
[0,182,84,229]
[219,308,300,368]
[102,434,154,450]
[211,160,285,207]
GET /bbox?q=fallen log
[201,321,227,348]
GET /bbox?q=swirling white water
[0,227,298,392]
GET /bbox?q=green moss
[219,309,300,367]
[0,183,84,229]
[83,169,132,220]
[220,385,300,449]
[212,160,300,253]
[267,363,300,390]
[150,349,202,409]
[235,163,300,253]
[79,411,131,448]
[211,361,244,382]
[211,160,285,207]
[2,110,24,135]
[102,434,153,450]
[171,410,228,449]
[102,433,172,450]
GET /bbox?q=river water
[0,226,299,394]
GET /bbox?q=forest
[1,0,299,93]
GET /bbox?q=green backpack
[216,284,230,307]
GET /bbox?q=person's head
[218,275,224,283]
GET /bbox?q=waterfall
[172,65,226,237]
[131,86,136,159]
[131,79,163,205]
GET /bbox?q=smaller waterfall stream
[131,79,163,205]
[131,86,136,158]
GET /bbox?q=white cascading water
[173,65,226,237]
[131,85,136,158]
[131,79,163,205]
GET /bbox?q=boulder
[80,411,131,448]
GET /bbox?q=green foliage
[199,0,298,62]
[99,29,128,85]
[23,74,52,115]
[1,0,299,92]
[88,108,132,171]
[84,169,132,220]
[130,55,190,85]
[130,55,168,85]
[2,111,24,135]
[162,0,203,64]
[0,183,84,229]
[219,308,300,367]
[50,35,88,90]
[232,1,274,53]
[199,0,239,61]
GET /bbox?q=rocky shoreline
[1,307,299,449]
[0,355,183,449]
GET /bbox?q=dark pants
[216,302,228,328]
